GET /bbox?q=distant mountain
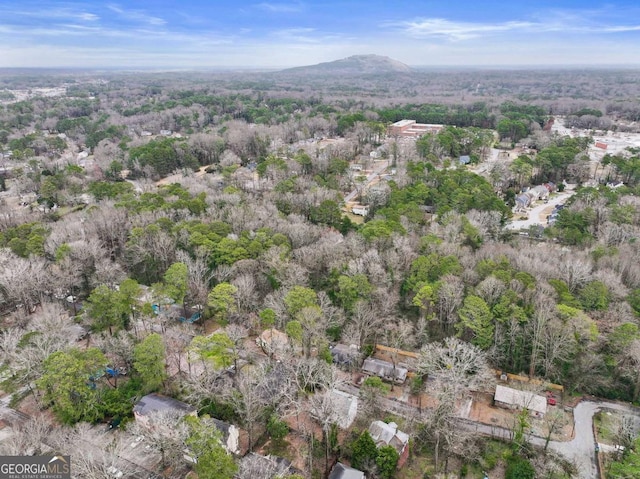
[278,54,413,75]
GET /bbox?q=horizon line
[1,63,640,73]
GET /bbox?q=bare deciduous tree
[126,410,189,475]
[236,453,292,479]
[416,336,493,400]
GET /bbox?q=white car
[107,466,123,478]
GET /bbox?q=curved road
[338,383,639,479]
[549,401,638,479]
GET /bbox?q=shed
[459,155,471,165]
[328,462,365,479]
[494,385,547,416]
[362,358,408,384]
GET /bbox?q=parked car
[546,391,557,406]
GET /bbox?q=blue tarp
[179,312,201,324]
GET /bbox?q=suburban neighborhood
[1,50,640,479]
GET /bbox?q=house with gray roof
[134,393,196,419]
[328,462,365,479]
[494,384,547,417]
[330,389,358,429]
[362,357,408,384]
[330,344,360,370]
[369,420,410,467]
[134,394,244,453]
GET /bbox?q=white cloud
[390,18,535,41]
[0,7,100,23]
[78,12,99,21]
[107,4,166,26]
[255,2,304,13]
[387,14,640,41]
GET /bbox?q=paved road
[344,162,389,203]
[548,400,639,479]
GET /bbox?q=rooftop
[330,389,358,429]
[391,119,415,127]
[133,393,196,417]
[362,357,408,383]
[494,385,547,415]
[328,462,365,479]
[369,420,409,451]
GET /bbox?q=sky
[1,1,640,69]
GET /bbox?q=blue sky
[1,1,640,68]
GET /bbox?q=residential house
[515,193,533,211]
[330,390,358,429]
[531,185,550,200]
[494,385,547,417]
[362,358,408,384]
[351,205,369,217]
[369,420,410,468]
[133,393,197,430]
[330,344,360,370]
[211,418,242,455]
[328,462,365,479]
[134,395,245,454]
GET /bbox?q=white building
[494,385,547,417]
